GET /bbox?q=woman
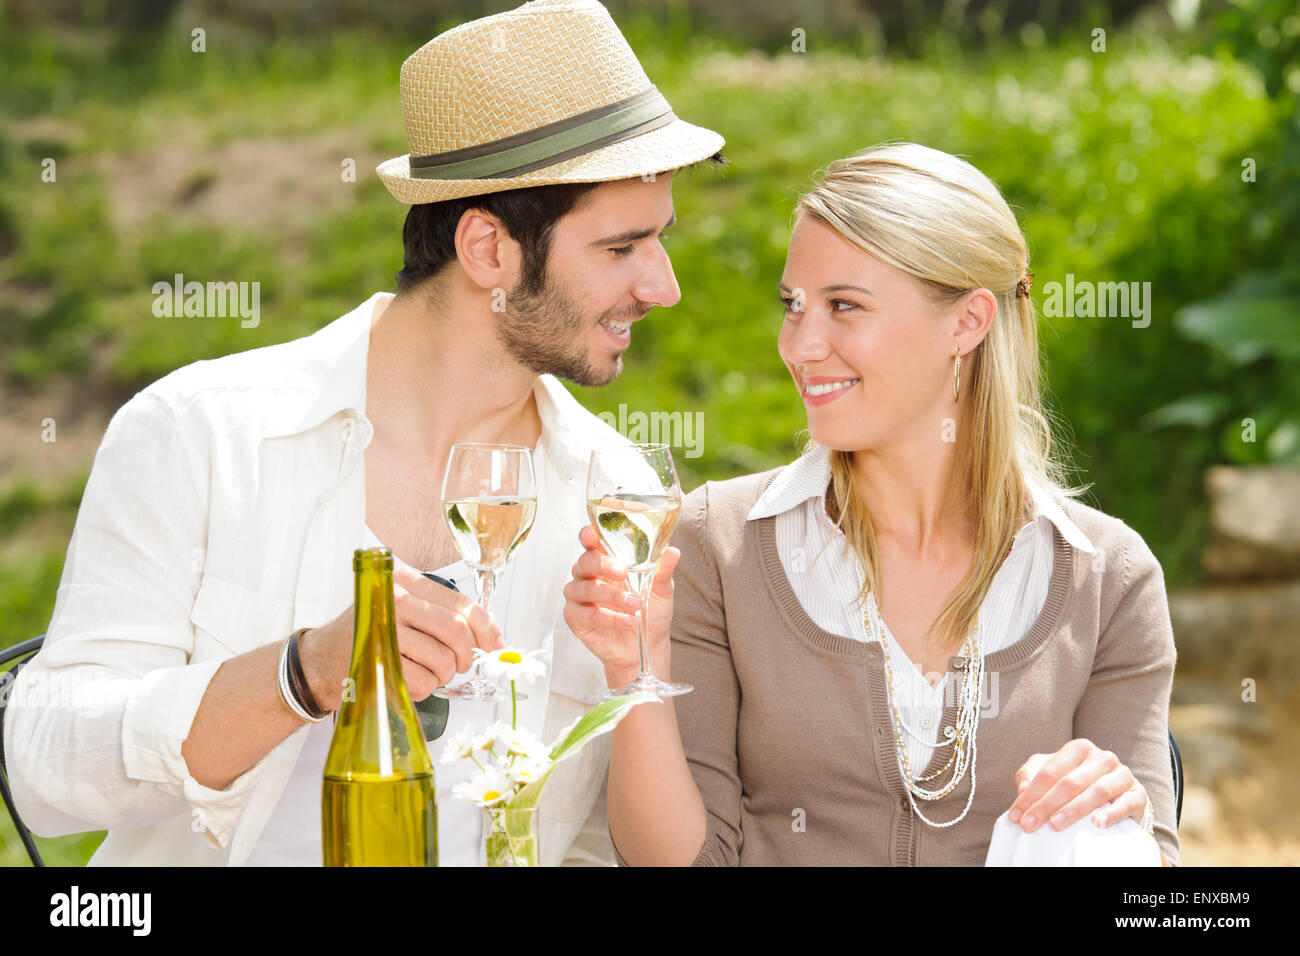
[563,143,1178,866]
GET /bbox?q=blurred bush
[1150,0,1300,466]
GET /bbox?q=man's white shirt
[4,292,628,866]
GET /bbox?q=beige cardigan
[664,468,1179,866]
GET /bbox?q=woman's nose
[783,310,831,363]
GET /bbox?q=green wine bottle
[322,547,437,866]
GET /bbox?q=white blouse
[746,445,1097,778]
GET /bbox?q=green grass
[0,818,104,868]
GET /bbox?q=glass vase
[484,804,539,868]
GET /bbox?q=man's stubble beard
[495,271,632,389]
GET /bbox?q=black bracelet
[287,627,330,720]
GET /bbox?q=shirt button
[900,798,910,812]
[920,715,934,731]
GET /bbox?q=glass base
[603,675,693,699]
[431,681,527,702]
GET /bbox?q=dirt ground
[1170,668,1300,866]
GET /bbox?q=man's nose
[634,241,681,309]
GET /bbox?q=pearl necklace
[865,591,984,828]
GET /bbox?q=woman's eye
[831,299,857,312]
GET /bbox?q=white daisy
[497,724,549,762]
[472,646,548,684]
[451,767,514,808]
[439,724,478,764]
[473,724,506,754]
[505,755,552,785]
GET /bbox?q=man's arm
[4,390,278,847]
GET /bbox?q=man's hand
[562,525,681,688]
[299,566,503,708]
[1008,738,1151,834]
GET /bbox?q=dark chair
[1170,727,1183,829]
[1,635,45,867]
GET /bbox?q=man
[4,0,723,866]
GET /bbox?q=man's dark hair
[393,152,726,299]
[394,181,597,299]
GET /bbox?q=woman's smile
[799,375,861,405]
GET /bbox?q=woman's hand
[562,525,681,687]
[1008,738,1151,834]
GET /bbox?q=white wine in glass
[443,497,538,570]
[432,443,537,702]
[587,494,680,571]
[586,444,691,699]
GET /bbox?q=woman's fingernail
[1017,780,1029,792]
[1022,814,1035,829]
[1008,809,1021,823]
[624,594,641,609]
[1093,813,1106,827]
[1051,812,1066,829]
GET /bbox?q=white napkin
[984,802,1162,866]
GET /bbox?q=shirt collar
[261,292,385,440]
[747,444,1095,553]
[260,291,612,484]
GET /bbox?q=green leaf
[1175,273,1300,365]
[504,692,660,820]
[1141,392,1232,430]
[1266,420,1300,462]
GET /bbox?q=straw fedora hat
[376,0,725,205]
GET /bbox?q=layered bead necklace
[864,590,985,828]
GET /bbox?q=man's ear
[454,208,523,292]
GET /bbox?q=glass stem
[627,567,655,680]
[472,567,498,689]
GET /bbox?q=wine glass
[432,443,537,701]
[586,443,692,698]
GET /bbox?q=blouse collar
[747,444,1095,553]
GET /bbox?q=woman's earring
[953,350,962,403]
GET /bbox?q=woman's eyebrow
[777,282,874,296]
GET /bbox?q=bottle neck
[347,563,402,681]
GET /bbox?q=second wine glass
[433,442,537,702]
[587,443,692,699]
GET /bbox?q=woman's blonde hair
[793,142,1089,653]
